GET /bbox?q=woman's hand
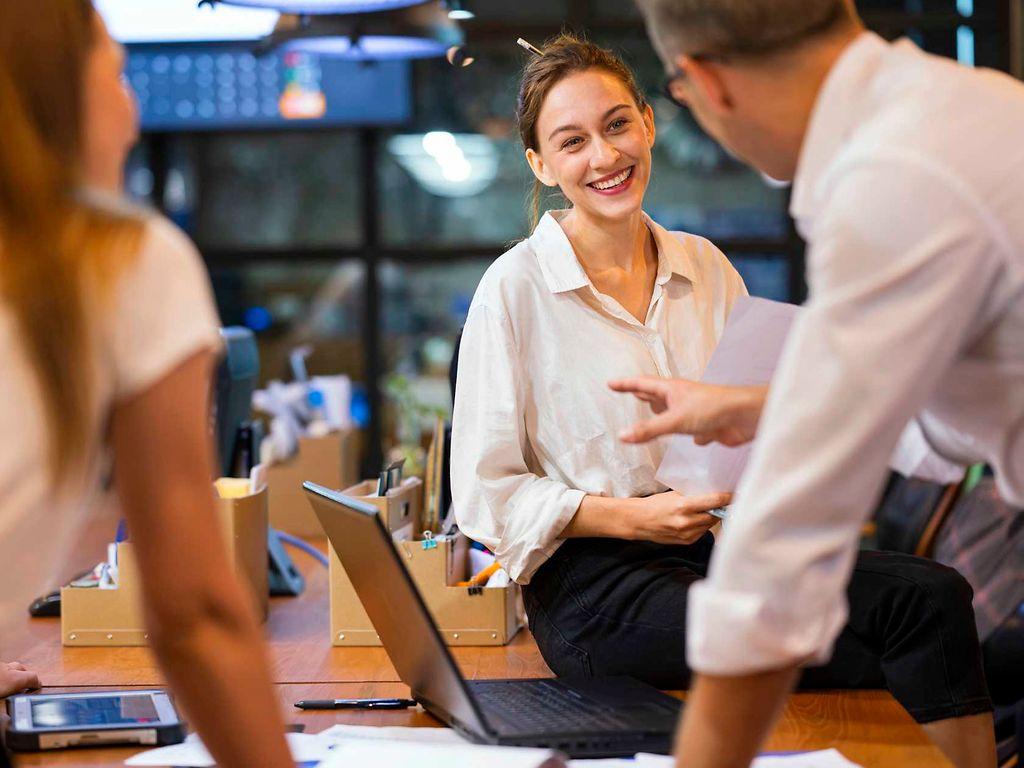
[0,662,39,697]
[627,491,732,545]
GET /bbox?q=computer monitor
[214,327,259,478]
[126,44,412,132]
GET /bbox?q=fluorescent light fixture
[446,0,474,19]
[216,0,427,12]
[388,132,499,197]
[280,35,448,59]
[93,0,279,43]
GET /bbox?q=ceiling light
[97,0,279,42]
[445,0,474,20]
[280,35,448,59]
[242,2,463,61]
[211,0,428,13]
[388,132,498,197]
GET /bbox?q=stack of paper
[124,732,338,766]
[125,725,862,768]
[319,723,469,744]
[319,739,565,768]
[568,749,862,767]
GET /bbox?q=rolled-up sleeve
[687,158,1006,675]
[451,302,586,583]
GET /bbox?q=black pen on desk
[293,698,417,711]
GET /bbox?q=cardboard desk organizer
[328,478,522,647]
[61,483,269,647]
[267,429,359,537]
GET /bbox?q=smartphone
[5,690,185,751]
[709,505,730,520]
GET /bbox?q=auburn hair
[0,0,144,483]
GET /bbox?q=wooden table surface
[3,531,953,767]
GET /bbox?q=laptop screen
[303,483,491,736]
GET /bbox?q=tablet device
[5,690,185,751]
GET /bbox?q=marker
[293,698,417,711]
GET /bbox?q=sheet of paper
[656,296,801,495]
[124,731,339,767]
[318,740,565,768]
[618,749,861,767]
[655,295,968,497]
[318,723,469,744]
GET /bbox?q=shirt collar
[790,31,889,226]
[530,209,697,295]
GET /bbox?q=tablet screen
[30,695,159,730]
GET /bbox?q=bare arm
[110,350,291,768]
[563,491,731,544]
[673,668,799,768]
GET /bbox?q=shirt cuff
[685,578,849,676]
[505,487,586,585]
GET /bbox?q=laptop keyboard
[471,680,630,734]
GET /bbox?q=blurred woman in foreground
[0,2,291,765]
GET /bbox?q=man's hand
[628,491,732,545]
[0,662,39,697]
[609,377,768,446]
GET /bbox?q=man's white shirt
[687,32,1024,676]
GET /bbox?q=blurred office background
[106,0,1021,472]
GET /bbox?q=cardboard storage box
[340,477,422,541]
[266,429,359,537]
[326,478,520,647]
[61,485,269,647]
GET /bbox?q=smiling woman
[515,34,651,229]
[451,32,747,685]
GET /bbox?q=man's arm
[674,669,798,768]
[674,160,1005,761]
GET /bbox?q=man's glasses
[660,70,688,110]
[659,52,726,110]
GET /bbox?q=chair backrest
[873,474,961,558]
[441,329,464,521]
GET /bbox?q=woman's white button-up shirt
[451,210,747,583]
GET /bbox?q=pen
[293,698,417,711]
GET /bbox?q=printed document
[656,297,799,496]
[655,297,966,496]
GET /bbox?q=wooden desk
[4,538,953,767]
[4,540,549,687]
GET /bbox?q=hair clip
[517,38,545,57]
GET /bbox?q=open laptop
[304,482,682,759]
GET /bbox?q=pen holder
[60,485,270,647]
[215,481,270,623]
[339,477,423,541]
[266,428,359,537]
[327,530,521,648]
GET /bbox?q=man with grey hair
[611,1,1024,766]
